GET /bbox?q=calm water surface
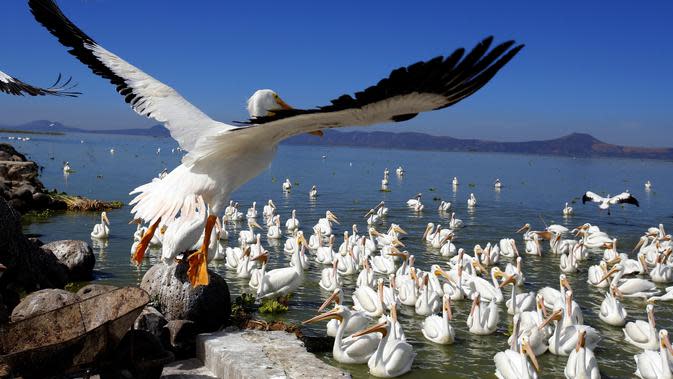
[5,132,673,378]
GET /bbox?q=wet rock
[76,283,117,300]
[10,288,79,322]
[140,262,231,332]
[166,319,198,359]
[135,306,170,347]
[42,240,95,281]
[0,197,68,295]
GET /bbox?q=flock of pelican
[86,180,672,378]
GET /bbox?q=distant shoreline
[0,128,64,136]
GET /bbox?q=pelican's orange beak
[302,308,342,324]
[319,290,341,312]
[352,321,387,338]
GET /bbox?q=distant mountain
[284,130,673,161]
[3,120,672,160]
[0,120,170,137]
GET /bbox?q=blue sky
[1,0,671,146]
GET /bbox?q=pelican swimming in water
[91,211,110,239]
[541,292,600,356]
[315,210,339,237]
[438,200,452,212]
[282,178,292,192]
[303,305,380,364]
[256,242,306,300]
[467,193,477,208]
[245,201,258,219]
[353,304,415,378]
[406,193,422,207]
[285,209,300,234]
[262,199,276,218]
[467,293,499,335]
[449,212,463,229]
[634,329,673,379]
[563,202,574,216]
[494,178,502,189]
[452,177,459,187]
[624,304,659,350]
[395,166,404,176]
[421,295,455,345]
[353,278,386,318]
[600,263,659,298]
[320,259,342,292]
[599,285,628,326]
[564,329,600,379]
[494,336,540,379]
[62,161,72,173]
[319,288,371,338]
[267,215,282,239]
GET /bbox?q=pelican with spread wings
[1,70,78,97]
[582,191,639,215]
[30,0,524,286]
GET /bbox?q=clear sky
[1,0,671,147]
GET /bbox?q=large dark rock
[10,288,79,322]
[134,306,170,348]
[42,240,96,281]
[165,319,198,359]
[140,262,231,332]
[0,197,68,294]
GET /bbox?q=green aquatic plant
[49,193,123,211]
[468,183,476,187]
[259,298,289,314]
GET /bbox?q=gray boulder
[42,240,96,281]
[76,283,117,300]
[10,288,79,322]
[140,262,231,332]
[134,306,170,347]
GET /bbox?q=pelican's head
[247,89,292,118]
[101,211,110,225]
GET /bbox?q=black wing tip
[581,194,590,204]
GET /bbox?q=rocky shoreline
[0,143,121,214]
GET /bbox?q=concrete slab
[196,329,351,379]
[162,358,217,379]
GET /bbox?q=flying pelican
[303,305,380,364]
[352,304,415,378]
[31,0,523,287]
[0,70,79,97]
[421,295,455,345]
[634,329,673,379]
[582,191,639,214]
[90,211,110,239]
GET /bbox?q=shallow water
[5,131,673,378]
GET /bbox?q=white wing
[609,192,639,206]
[30,0,231,152]
[0,69,79,97]
[582,191,606,204]
[189,37,523,162]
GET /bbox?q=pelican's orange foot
[131,218,161,265]
[187,247,209,287]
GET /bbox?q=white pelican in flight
[0,70,79,97]
[582,191,639,214]
[31,0,523,287]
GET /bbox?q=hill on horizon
[2,120,671,161]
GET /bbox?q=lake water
[4,131,673,378]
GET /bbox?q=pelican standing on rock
[30,0,523,288]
